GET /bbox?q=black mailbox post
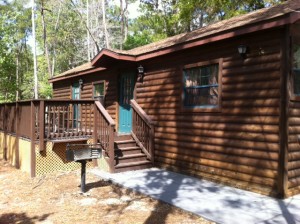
[66,144,102,193]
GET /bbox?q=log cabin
[1,0,300,198]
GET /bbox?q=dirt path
[0,160,213,224]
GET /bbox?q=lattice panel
[35,140,94,176]
[86,138,109,171]
[87,138,110,172]
[97,156,110,172]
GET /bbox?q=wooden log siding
[52,71,118,121]
[135,29,283,195]
[288,100,300,193]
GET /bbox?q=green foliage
[36,0,87,76]
[124,0,285,50]
[0,1,33,102]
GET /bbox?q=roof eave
[91,49,136,67]
[135,11,300,61]
[49,67,106,83]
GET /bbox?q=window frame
[290,22,300,101]
[92,80,106,101]
[181,59,222,113]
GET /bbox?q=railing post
[132,110,136,135]
[39,100,45,151]
[30,101,36,177]
[15,102,20,168]
[93,103,98,144]
[109,124,115,173]
[3,104,7,160]
[149,123,154,165]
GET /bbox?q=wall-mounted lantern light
[137,65,144,82]
[79,78,84,90]
[238,44,248,58]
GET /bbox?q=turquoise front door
[119,73,135,133]
[72,83,80,127]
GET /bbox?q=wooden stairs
[114,134,152,173]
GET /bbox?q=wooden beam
[30,101,36,178]
[93,103,98,144]
[15,102,20,168]
[278,26,290,198]
[39,100,45,152]
[3,104,7,160]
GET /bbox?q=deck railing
[0,101,33,139]
[0,100,95,150]
[43,100,94,139]
[93,101,115,172]
[131,99,154,164]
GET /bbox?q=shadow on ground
[0,212,52,224]
[85,179,112,191]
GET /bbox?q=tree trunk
[102,0,110,49]
[31,0,38,99]
[16,51,19,101]
[124,0,128,43]
[120,0,124,50]
[87,0,90,61]
[41,1,52,78]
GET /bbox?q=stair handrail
[94,101,115,172]
[131,99,155,164]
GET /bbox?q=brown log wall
[52,70,118,121]
[51,28,285,196]
[287,101,300,196]
[135,29,283,196]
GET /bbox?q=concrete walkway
[90,168,300,224]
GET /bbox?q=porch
[0,99,154,177]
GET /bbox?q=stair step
[118,153,146,159]
[114,160,152,173]
[114,140,136,148]
[115,146,141,156]
[116,153,147,164]
[114,140,135,144]
[114,134,132,141]
[118,146,140,150]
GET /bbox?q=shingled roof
[58,62,94,77]
[50,0,300,82]
[125,0,300,56]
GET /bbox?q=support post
[39,100,45,151]
[15,102,20,168]
[149,124,155,165]
[3,104,7,161]
[93,103,97,144]
[109,125,115,173]
[278,26,290,198]
[80,160,87,193]
[30,101,36,177]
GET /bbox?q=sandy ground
[0,160,213,224]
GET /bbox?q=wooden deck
[0,99,154,175]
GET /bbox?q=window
[293,37,300,96]
[293,43,300,95]
[183,62,220,110]
[93,81,105,105]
